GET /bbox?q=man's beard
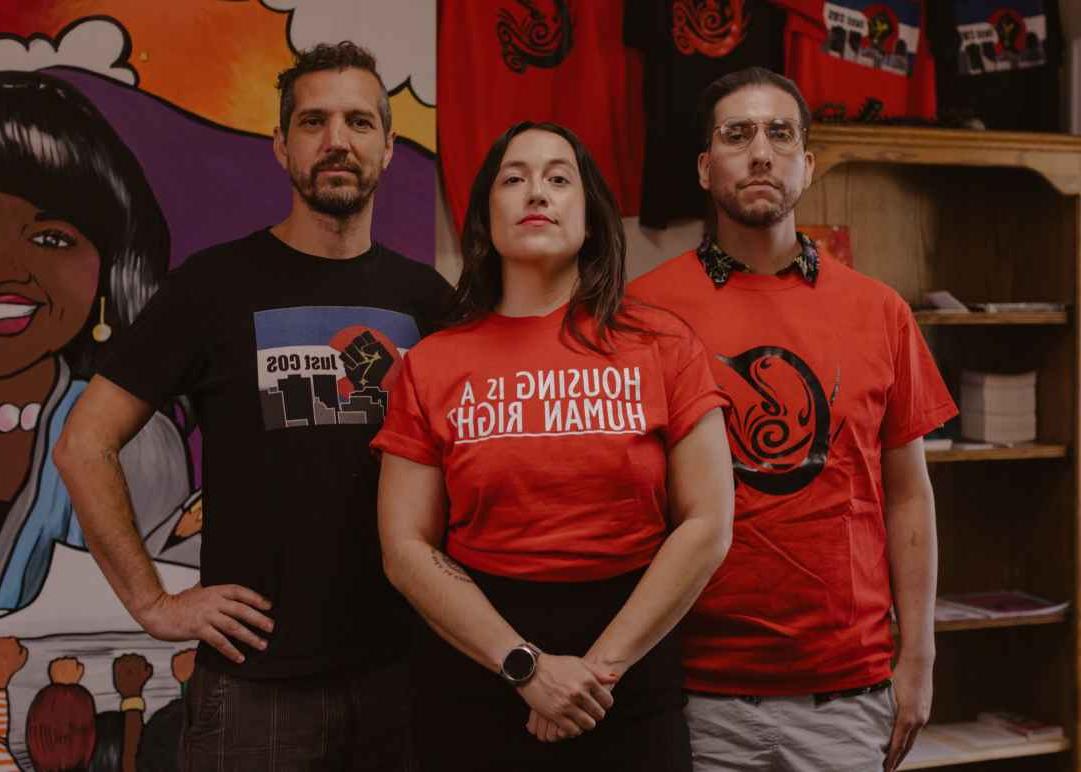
[292,153,380,217]
[716,182,798,228]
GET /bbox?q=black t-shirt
[625,0,787,228]
[100,229,451,678]
[929,0,1063,131]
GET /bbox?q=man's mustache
[311,154,362,176]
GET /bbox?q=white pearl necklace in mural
[0,402,41,433]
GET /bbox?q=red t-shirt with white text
[631,252,956,694]
[372,306,726,581]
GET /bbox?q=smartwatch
[499,642,541,686]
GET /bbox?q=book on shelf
[969,302,1066,313]
[938,591,1068,619]
[911,297,1067,315]
[920,290,969,312]
[923,437,953,452]
[977,711,1065,741]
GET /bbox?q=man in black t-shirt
[54,42,450,770]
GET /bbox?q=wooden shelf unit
[802,124,1081,772]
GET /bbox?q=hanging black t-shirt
[100,230,451,678]
[625,0,787,228]
[929,0,1063,131]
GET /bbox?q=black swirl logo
[718,347,839,496]
[497,0,573,74]
[673,0,749,58]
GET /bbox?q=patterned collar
[696,231,820,288]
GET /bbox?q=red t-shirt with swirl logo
[371,305,726,581]
[438,0,645,230]
[631,251,956,694]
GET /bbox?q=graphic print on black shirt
[928,0,1061,130]
[672,0,750,57]
[719,346,843,496]
[497,0,574,73]
[823,0,922,77]
[625,0,785,227]
[98,230,452,678]
[953,0,1050,74]
[255,306,419,430]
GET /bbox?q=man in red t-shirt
[631,67,955,772]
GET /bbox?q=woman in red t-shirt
[372,122,734,771]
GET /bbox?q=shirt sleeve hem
[94,370,169,413]
[882,401,959,451]
[667,393,728,450]
[370,432,441,467]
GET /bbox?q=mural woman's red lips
[518,215,554,225]
[0,295,41,334]
[0,308,37,336]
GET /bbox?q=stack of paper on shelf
[938,590,1068,618]
[960,370,1037,444]
[933,598,987,623]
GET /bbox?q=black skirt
[411,566,691,772]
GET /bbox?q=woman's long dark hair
[0,70,170,379]
[449,121,647,354]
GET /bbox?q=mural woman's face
[0,192,101,380]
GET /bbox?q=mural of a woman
[0,70,191,611]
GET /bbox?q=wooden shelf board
[899,736,1069,770]
[808,125,1081,194]
[914,310,1068,326]
[934,611,1067,633]
[926,444,1068,463]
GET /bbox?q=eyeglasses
[712,119,806,153]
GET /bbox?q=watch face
[503,647,535,681]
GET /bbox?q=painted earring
[92,296,112,343]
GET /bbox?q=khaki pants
[686,686,896,772]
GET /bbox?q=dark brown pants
[413,567,692,772]
[180,661,413,771]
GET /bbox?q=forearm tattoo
[430,548,473,583]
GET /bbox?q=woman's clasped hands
[518,652,618,743]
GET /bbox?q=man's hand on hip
[135,583,274,664]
